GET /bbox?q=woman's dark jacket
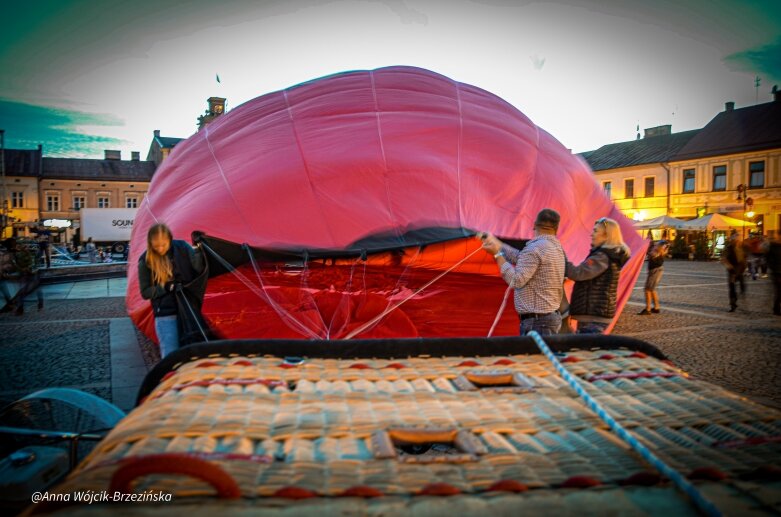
[138,240,204,318]
[566,245,630,319]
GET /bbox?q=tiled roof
[673,100,781,161]
[581,130,700,171]
[42,157,155,181]
[156,136,185,148]
[1,148,41,177]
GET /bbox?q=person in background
[4,238,44,315]
[138,224,205,358]
[565,217,631,333]
[639,239,668,315]
[30,223,59,268]
[85,237,97,263]
[767,232,781,316]
[0,239,16,312]
[721,231,746,312]
[480,208,566,336]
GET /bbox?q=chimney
[153,129,160,138]
[104,150,121,160]
[725,101,735,111]
[131,151,140,161]
[643,125,672,138]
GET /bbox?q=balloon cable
[487,286,512,337]
[343,245,483,340]
[527,331,722,517]
[199,241,321,339]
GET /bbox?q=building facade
[1,147,42,239]
[583,93,781,237]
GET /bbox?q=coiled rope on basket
[527,331,722,517]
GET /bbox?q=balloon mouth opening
[195,228,529,341]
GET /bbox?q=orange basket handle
[109,453,241,499]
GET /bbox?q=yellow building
[670,99,781,236]
[1,147,42,239]
[583,93,781,237]
[581,126,699,224]
[39,151,154,243]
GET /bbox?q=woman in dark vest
[565,217,630,334]
[138,224,204,357]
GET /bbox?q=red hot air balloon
[127,66,646,342]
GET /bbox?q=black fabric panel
[192,227,480,279]
[136,335,666,404]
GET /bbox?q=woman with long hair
[138,224,204,357]
[565,217,631,334]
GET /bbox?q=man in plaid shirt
[481,208,565,335]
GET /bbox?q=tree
[670,233,688,259]
[694,231,710,260]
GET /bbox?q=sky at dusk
[0,0,779,159]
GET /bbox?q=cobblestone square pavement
[1,260,779,415]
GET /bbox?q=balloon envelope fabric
[127,66,647,342]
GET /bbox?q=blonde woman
[565,217,631,334]
[138,224,204,357]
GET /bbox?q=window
[603,181,612,199]
[683,169,695,193]
[713,165,727,191]
[11,192,24,208]
[749,161,765,188]
[73,196,86,210]
[125,196,138,208]
[624,179,634,199]
[644,177,655,198]
[46,194,60,212]
[98,197,110,208]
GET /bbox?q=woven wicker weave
[36,344,781,516]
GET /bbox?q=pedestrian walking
[639,239,668,315]
[767,233,781,316]
[85,237,97,263]
[138,223,205,358]
[480,208,566,336]
[721,231,746,312]
[565,217,630,334]
[30,223,53,268]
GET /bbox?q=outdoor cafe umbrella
[678,213,757,231]
[633,215,687,230]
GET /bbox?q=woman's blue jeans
[155,315,179,358]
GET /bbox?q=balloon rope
[325,259,360,340]
[343,245,483,340]
[527,331,722,517]
[298,255,329,339]
[487,286,513,337]
[342,246,423,340]
[199,241,321,339]
[241,244,324,339]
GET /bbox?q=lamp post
[736,184,754,240]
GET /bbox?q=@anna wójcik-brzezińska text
[31,490,173,504]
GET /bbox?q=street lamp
[736,184,754,239]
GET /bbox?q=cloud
[0,99,127,157]
[725,38,781,82]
